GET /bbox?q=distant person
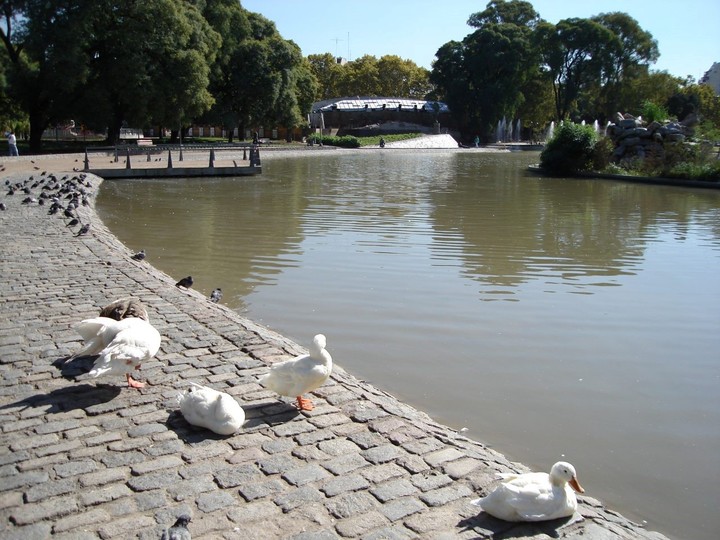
[7,130,18,156]
[379,137,385,148]
[474,135,479,148]
[252,131,259,144]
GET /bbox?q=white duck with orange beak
[259,334,332,411]
[470,461,585,521]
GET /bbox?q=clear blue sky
[241,0,719,81]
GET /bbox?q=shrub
[640,100,669,124]
[540,122,598,175]
[308,134,360,148]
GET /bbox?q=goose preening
[470,461,584,522]
[259,334,332,411]
[177,382,245,435]
[71,316,161,388]
[99,297,149,322]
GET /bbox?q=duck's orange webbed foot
[126,373,146,389]
[296,396,314,411]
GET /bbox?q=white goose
[71,316,161,388]
[259,334,332,411]
[178,382,245,435]
[470,461,585,522]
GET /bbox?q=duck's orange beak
[569,477,585,493]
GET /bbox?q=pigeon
[0,202,6,211]
[76,223,90,236]
[161,514,192,540]
[175,276,193,288]
[209,288,222,303]
[131,249,146,261]
[66,218,80,227]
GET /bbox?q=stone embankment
[606,112,697,165]
[0,156,670,539]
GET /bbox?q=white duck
[178,382,245,435]
[470,461,585,522]
[71,316,161,388]
[259,334,332,411]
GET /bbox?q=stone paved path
[0,164,670,539]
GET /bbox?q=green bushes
[540,122,598,175]
[307,135,360,148]
[640,100,668,124]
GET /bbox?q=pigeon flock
[2,171,93,237]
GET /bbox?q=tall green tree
[307,53,345,100]
[78,0,219,144]
[536,17,620,120]
[203,10,314,141]
[431,0,541,138]
[591,12,659,118]
[0,0,92,151]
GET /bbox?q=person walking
[7,130,18,156]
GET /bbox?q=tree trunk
[28,110,47,153]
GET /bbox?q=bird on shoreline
[209,288,222,303]
[470,461,584,522]
[175,276,193,288]
[178,382,245,435]
[161,514,192,540]
[131,249,146,261]
[76,223,90,236]
[259,334,332,411]
[70,316,161,389]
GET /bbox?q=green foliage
[540,122,598,174]
[664,160,720,181]
[307,134,360,148]
[640,100,668,123]
[307,53,431,101]
[431,10,540,138]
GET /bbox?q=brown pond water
[96,149,720,540]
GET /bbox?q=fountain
[545,121,555,141]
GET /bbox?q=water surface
[97,150,720,540]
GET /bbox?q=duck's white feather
[470,462,583,522]
[178,382,245,435]
[72,316,161,378]
[259,334,332,397]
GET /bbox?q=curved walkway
[0,159,669,539]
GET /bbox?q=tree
[591,12,659,118]
[536,18,620,120]
[376,55,431,98]
[203,9,316,141]
[338,55,380,97]
[307,53,345,100]
[431,1,541,139]
[0,0,93,151]
[77,0,219,144]
[467,0,541,28]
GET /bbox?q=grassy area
[355,133,423,147]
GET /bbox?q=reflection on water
[97,150,720,540]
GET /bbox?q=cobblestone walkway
[0,169,669,539]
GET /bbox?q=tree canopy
[429,0,705,141]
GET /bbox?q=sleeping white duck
[71,316,161,389]
[259,334,332,411]
[178,382,245,435]
[470,461,585,522]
